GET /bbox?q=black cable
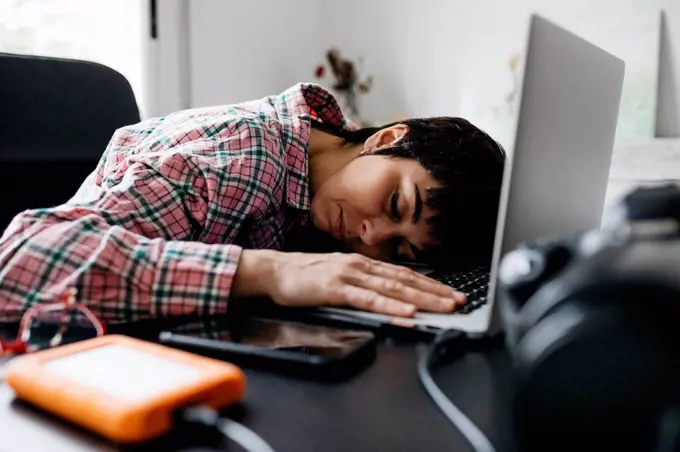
[417,329,497,452]
[178,405,276,452]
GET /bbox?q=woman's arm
[0,121,281,324]
[232,249,463,318]
[0,169,242,324]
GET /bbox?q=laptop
[321,14,625,337]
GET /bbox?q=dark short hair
[312,117,506,270]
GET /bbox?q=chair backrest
[0,53,141,231]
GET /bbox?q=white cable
[417,332,497,452]
[218,417,276,452]
[180,405,276,452]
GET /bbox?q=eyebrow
[411,183,423,224]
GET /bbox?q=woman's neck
[307,128,362,195]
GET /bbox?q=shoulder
[98,110,289,202]
[107,106,287,163]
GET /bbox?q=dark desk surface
[0,325,513,452]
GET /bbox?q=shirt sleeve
[0,119,283,324]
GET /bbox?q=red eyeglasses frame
[0,289,106,356]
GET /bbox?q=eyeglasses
[0,289,105,356]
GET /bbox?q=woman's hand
[233,250,466,317]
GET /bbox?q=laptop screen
[320,16,623,336]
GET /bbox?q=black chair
[0,52,141,231]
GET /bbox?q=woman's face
[310,126,441,261]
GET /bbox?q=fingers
[334,254,466,315]
[351,274,455,313]
[338,284,417,317]
[367,260,467,305]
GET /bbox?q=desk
[0,323,513,452]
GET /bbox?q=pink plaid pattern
[0,83,353,324]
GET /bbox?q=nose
[360,217,398,247]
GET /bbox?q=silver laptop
[324,14,625,336]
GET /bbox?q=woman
[0,83,505,324]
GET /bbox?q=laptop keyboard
[428,267,491,315]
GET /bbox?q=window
[0,0,148,116]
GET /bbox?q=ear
[362,124,409,154]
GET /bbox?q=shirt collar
[272,83,357,211]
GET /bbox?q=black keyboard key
[431,267,491,315]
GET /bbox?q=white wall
[324,0,680,136]
[156,0,680,136]
[148,0,188,117]
[154,0,466,121]
[322,0,467,124]
[187,0,327,108]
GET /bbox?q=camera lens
[500,249,544,287]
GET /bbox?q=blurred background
[1,0,678,145]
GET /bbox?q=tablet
[159,316,377,379]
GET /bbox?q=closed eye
[390,191,402,220]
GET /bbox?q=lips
[332,205,344,240]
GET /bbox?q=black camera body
[500,184,680,452]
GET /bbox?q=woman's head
[308,117,506,270]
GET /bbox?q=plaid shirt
[0,83,354,324]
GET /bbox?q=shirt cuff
[151,241,243,318]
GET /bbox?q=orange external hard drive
[5,334,246,443]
